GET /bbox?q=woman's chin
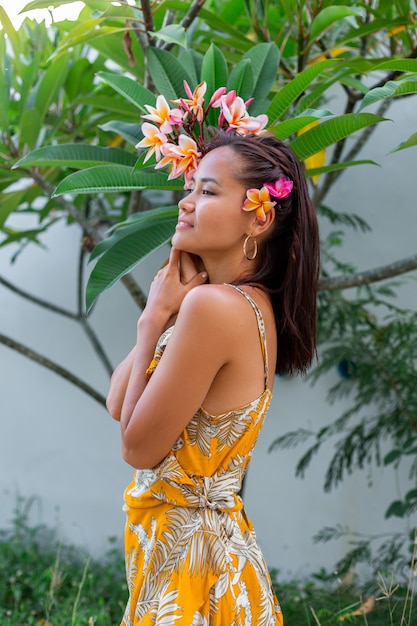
[172,233,193,252]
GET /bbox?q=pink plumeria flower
[242,187,276,223]
[135,123,168,162]
[142,95,182,134]
[155,135,201,180]
[264,178,293,199]
[208,86,227,108]
[183,166,197,190]
[233,114,269,134]
[220,93,268,134]
[173,80,207,122]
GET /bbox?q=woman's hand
[144,247,207,326]
[107,248,207,423]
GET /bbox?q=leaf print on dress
[149,507,202,577]
[125,547,139,593]
[129,516,157,575]
[186,409,217,457]
[186,509,228,576]
[155,588,182,625]
[214,405,254,452]
[236,580,252,626]
[191,611,209,626]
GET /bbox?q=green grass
[271,567,417,626]
[0,497,415,625]
[0,497,127,625]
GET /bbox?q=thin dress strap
[225,284,269,390]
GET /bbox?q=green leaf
[242,43,280,114]
[346,58,417,74]
[405,489,417,502]
[146,46,193,101]
[97,72,155,112]
[0,45,9,132]
[64,58,92,101]
[177,48,203,87]
[21,0,83,9]
[14,145,137,169]
[88,33,145,79]
[384,449,403,465]
[150,24,187,48]
[75,95,140,119]
[390,131,417,154]
[182,4,254,52]
[309,6,362,42]
[52,23,130,60]
[17,51,43,117]
[19,109,42,151]
[357,77,417,113]
[53,165,185,196]
[305,160,379,178]
[337,16,412,48]
[35,55,70,122]
[227,59,254,102]
[295,69,350,114]
[266,60,335,123]
[86,207,178,310]
[385,500,406,519]
[99,120,143,145]
[289,113,388,161]
[0,6,21,59]
[270,109,334,141]
[201,44,229,98]
[0,190,28,228]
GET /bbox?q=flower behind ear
[242,187,276,222]
[264,177,293,199]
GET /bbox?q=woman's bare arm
[106,248,207,423]
[119,285,234,469]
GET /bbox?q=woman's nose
[178,193,195,212]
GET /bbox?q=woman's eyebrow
[199,177,223,187]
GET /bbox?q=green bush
[0,497,127,625]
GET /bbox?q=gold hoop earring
[243,235,258,260]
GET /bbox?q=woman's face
[172,146,252,258]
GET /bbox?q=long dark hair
[206,131,320,376]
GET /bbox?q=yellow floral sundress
[121,285,283,625]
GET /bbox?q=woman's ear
[249,206,276,238]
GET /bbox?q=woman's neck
[200,253,256,285]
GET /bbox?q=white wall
[0,94,415,580]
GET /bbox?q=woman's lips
[176,220,193,230]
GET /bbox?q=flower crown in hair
[242,178,293,222]
[136,81,268,188]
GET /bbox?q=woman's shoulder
[181,282,250,313]
[177,283,253,332]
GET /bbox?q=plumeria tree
[1,0,417,578]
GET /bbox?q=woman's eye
[202,189,213,195]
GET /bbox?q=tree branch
[319,253,417,292]
[140,0,154,34]
[0,274,77,320]
[180,0,207,29]
[121,273,147,309]
[0,333,107,407]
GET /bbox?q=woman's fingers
[179,251,198,284]
[166,246,180,272]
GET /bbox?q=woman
[107,130,320,625]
